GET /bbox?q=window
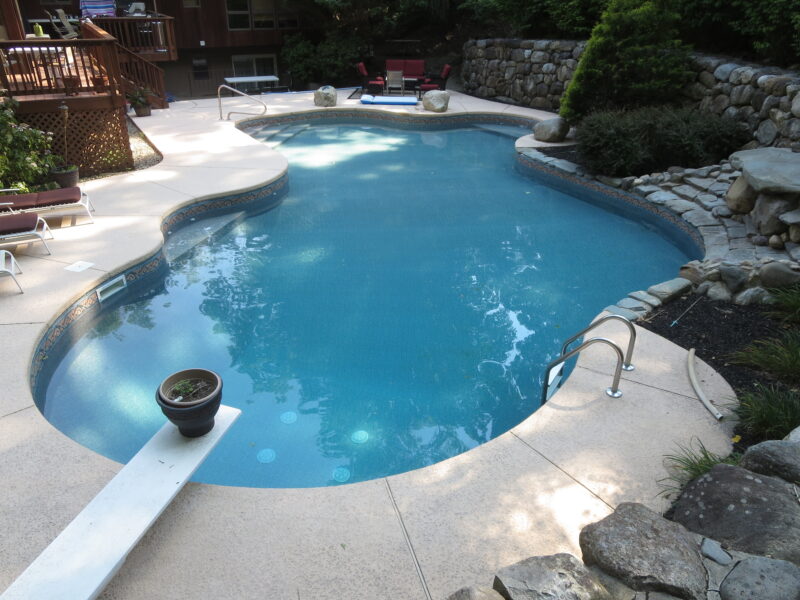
[232,54,277,92]
[192,58,209,80]
[252,0,275,29]
[226,0,250,29]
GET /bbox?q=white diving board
[1,405,241,600]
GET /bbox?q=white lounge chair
[0,212,53,255]
[0,249,23,293]
[0,186,94,224]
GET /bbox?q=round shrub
[576,106,750,176]
[559,0,693,124]
[0,97,57,189]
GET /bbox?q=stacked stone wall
[462,39,800,149]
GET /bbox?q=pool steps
[164,210,246,263]
[255,123,309,148]
[0,405,240,600]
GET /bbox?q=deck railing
[0,38,123,98]
[89,15,177,62]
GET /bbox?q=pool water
[40,121,697,488]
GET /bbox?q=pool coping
[0,90,735,599]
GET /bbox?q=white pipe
[687,348,724,421]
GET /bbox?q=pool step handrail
[0,405,241,600]
[217,84,268,121]
[541,337,627,405]
[560,314,636,372]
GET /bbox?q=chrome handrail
[560,314,636,371]
[541,337,625,405]
[217,84,267,121]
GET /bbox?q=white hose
[687,348,724,421]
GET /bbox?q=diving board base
[1,404,241,600]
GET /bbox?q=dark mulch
[637,293,795,452]
[637,293,786,393]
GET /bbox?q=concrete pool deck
[0,90,734,599]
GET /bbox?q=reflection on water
[41,123,695,487]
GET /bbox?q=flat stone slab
[493,554,612,600]
[779,208,800,226]
[729,148,800,194]
[719,556,800,600]
[647,278,692,302]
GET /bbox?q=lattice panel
[20,107,133,177]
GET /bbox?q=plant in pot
[127,86,153,117]
[156,368,223,437]
[50,102,79,188]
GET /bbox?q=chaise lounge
[0,212,53,255]
[0,186,94,223]
[0,249,23,293]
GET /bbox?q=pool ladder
[217,85,268,121]
[541,315,636,405]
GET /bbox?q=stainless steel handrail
[217,84,267,120]
[541,337,625,405]
[560,314,636,371]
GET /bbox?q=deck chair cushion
[0,193,38,211]
[37,186,82,206]
[0,213,39,235]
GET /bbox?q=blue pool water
[39,121,698,488]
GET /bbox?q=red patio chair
[356,62,384,95]
[419,64,452,96]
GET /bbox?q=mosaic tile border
[515,153,705,253]
[239,109,536,133]
[29,176,288,395]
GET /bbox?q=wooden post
[0,0,25,41]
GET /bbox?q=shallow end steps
[1,405,241,600]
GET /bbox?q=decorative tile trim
[515,153,705,252]
[30,176,288,395]
[239,110,537,132]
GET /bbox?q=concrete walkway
[0,90,734,599]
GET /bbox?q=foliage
[0,97,58,189]
[575,106,749,176]
[126,87,153,107]
[559,0,694,123]
[281,33,363,86]
[767,284,800,325]
[672,0,800,65]
[730,330,800,383]
[660,439,740,496]
[543,0,608,36]
[732,383,800,441]
[457,0,546,36]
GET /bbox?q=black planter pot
[51,167,79,189]
[156,369,223,437]
[133,104,152,117]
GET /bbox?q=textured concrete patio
[0,90,734,599]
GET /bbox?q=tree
[559,0,693,123]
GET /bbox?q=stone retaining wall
[462,39,800,148]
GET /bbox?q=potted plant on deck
[156,368,223,437]
[50,102,79,188]
[126,86,153,117]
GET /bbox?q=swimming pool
[37,118,699,488]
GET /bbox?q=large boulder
[759,261,800,288]
[533,117,569,142]
[423,90,450,112]
[579,503,707,600]
[313,85,337,107]
[671,464,800,565]
[751,193,798,235]
[739,440,800,483]
[718,556,800,600]
[725,175,757,213]
[730,148,800,194]
[493,554,612,600]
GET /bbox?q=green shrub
[733,383,800,441]
[559,0,693,124]
[0,97,57,189]
[767,284,800,325]
[576,106,749,176]
[660,439,740,495]
[730,330,800,383]
[544,0,609,36]
[281,33,362,87]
